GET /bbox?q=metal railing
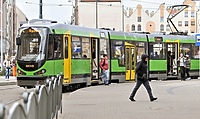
[0,75,62,119]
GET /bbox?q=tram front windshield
[17,27,48,62]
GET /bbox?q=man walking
[129,54,157,102]
[99,54,109,85]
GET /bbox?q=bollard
[0,104,5,119]
[22,91,29,104]
[12,65,16,76]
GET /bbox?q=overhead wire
[17,0,199,12]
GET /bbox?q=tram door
[125,42,137,81]
[63,34,71,84]
[91,38,100,82]
[166,41,179,76]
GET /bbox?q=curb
[0,81,17,86]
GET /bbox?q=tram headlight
[17,69,21,74]
[17,69,26,75]
[41,69,46,74]
[34,69,46,75]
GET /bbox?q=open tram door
[91,38,100,84]
[166,40,180,76]
[63,34,71,85]
[125,42,137,81]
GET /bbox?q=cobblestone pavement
[59,79,200,119]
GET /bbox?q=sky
[16,0,187,23]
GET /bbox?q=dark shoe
[99,77,102,81]
[129,97,136,102]
[150,97,157,102]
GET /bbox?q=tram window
[180,44,200,59]
[65,37,68,58]
[48,37,54,59]
[111,40,125,65]
[193,45,200,58]
[54,35,63,59]
[81,37,90,58]
[137,47,145,62]
[180,44,191,58]
[149,43,165,59]
[72,36,81,58]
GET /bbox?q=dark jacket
[136,54,148,80]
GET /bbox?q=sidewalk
[59,79,200,119]
[0,76,17,86]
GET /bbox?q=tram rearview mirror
[16,37,21,45]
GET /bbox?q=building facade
[77,0,197,35]
[0,0,27,57]
[126,0,196,35]
[78,0,123,30]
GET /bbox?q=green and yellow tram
[16,19,200,89]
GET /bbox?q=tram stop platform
[58,79,200,119]
[0,76,17,86]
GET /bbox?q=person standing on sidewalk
[129,54,157,102]
[185,54,191,80]
[99,54,109,85]
[178,53,186,81]
[3,56,12,80]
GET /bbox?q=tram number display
[26,65,34,68]
[155,37,163,42]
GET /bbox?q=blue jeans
[101,70,109,85]
[5,67,10,79]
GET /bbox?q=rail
[0,75,63,119]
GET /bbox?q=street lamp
[122,5,124,31]
[39,0,43,19]
[1,0,3,71]
[68,0,78,25]
[96,0,98,29]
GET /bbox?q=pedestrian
[129,54,157,102]
[185,54,191,80]
[3,56,12,81]
[99,54,109,85]
[178,53,186,81]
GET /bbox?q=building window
[131,24,135,31]
[178,21,182,27]
[137,17,141,22]
[185,12,188,17]
[160,24,164,31]
[137,24,141,31]
[160,17,164,22]
[185,21,188,26]
[166,25,170,31]
[191,21,195,26]
[191,12,195,17]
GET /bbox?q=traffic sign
[195,34,200,46]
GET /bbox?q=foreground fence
[0,75,62,119]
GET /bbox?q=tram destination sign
[195,34,200,46]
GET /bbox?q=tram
[15,19,200,89]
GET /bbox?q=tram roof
[21,19,109,38]
[108,30,148,42]
[148,34,195,43]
